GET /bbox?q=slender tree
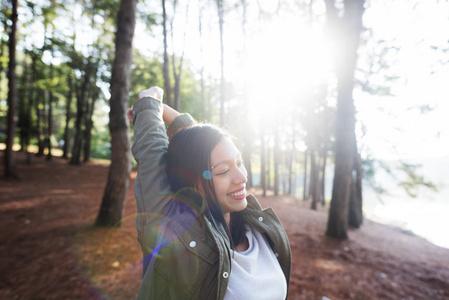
[267,138,272,189]
[348,145,363,227]
[17,53,29,152]
[274,119,280,196]
[95,0,137,227]
[162,0,172,107]
[46,63,54,161]
[62,72,73,159]
[217,0,225,126]
[260,127,267,197]
[287,124,295,195]
[303,148,309,200]
[325,0,365,239]
[170,1,190,110]
[70,72,89,165]
[4,0,18,178]
[34,50,45,157]
[310,145,320,210]
[320,145,328,206]
[198,2,206,119]
[83,87,99,162]
[24,52,35,164]
[0,18,5,98]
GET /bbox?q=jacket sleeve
[131,96,195,231]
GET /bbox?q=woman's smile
[227,186,247,200]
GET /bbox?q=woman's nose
[233,165,248,184]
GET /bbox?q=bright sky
[357,0,449,161]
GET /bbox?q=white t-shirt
[224,228,287,300]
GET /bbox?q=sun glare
[243,18,331,125]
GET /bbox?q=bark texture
[325,0,365,239]
[349,147,363,228]
[162,0,172,107]
[70,73,89,165]
[95,0,137,227]
[4,0,18,178]
[62,74,73,159]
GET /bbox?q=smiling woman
[130,86,292,299]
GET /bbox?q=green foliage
[178,64,203,120]
[130,50,164,103]
[90,123,111,159]
[361,156,389,196]
[397,162,438,198]
[137,0,159,31]
[362,156,438,200]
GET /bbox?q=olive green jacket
[132,97,291,300]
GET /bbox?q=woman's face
[210,138,248,219]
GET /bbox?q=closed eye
[215,168,230,176]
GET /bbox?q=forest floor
[1,151,449,300]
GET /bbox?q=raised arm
[131,87,196,231]
[131,87,171,231]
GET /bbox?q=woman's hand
[139,86,180,125]
[139,86,164,102]
[128,86,165,125]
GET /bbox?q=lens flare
[202,170,213,180]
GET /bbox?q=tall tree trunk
[62,73,73,159]
[325,0,365,239]
[70,74,89,165]
[95,0,137,227]
[287,149,292,195]
[267,139,271,189]
[207,75,212,121]
[83,90,98,162]
[287,121,294,196]
[217,0,225,126]
[36,80,45,157]
[0,31,4,98]
[274,127,280,196]
[198,4,206,120]
[310,147,320,210]
[321,146,328,206]
[4,0,18,178]
[46,64,54,161]
[172,65,181,110]
[348,145,363,227]
[303,148,309,200]
[261,128,266,197]
[170,2,190,111]
[25,51,37,164]
[36,105,44,156]
[18,56,28,152]
[25,53,37,164]
[162,0,172,107]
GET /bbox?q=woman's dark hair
[166,124,246,247]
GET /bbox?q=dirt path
[1,152,448,299]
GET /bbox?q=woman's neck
[224,212,230,225]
